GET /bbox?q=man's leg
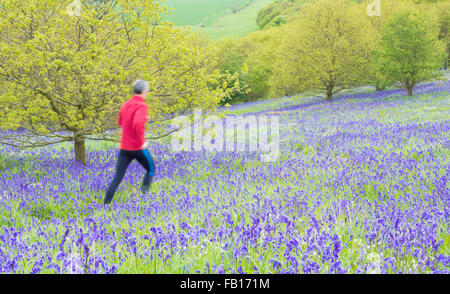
[104,150,133,205]
[134,149,155,194]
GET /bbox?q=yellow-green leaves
[271,0,374,100]
[373,5,445,96]
[0,0,231,162]
[216,28,282,102]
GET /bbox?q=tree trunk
[326,87,333,101]
[407,86,413,96]
[74,138,87,165]
[375,81,386,91]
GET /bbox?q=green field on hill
[164,0,273,40]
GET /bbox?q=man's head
[133,79,150,98]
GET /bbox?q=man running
[104,80,155,206]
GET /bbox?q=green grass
[164,0,253,25]
[164,0,273,40]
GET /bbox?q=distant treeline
[256,0,308,29]
[217,0,449,104]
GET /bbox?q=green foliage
[434,2,450,67]
[241,30,282,99]
[256,0,308,29]
[270,0,374,100]
[256,1,281,29]
[256,0,390,30]
[373,7,446,96]
[214,0,448,102]
[0,0,235,163]
[217,28,282,103]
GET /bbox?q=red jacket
[118,95,148,151]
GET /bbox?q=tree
[241,29,282,100]
[256,0,309,30]
[434,2,450,68]
[365,0,413,91]
[217,28,281,103]
[0,0,233,164]
[216,38,249,104]
[373,8,445,96]
[270,0,374,100]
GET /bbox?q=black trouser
[104,149,155,204]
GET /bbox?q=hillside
[256,0,308,29]
[164,0,274,40]
[2,78,448,273]
[164,0,252,26]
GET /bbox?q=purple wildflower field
[0,80,449,274]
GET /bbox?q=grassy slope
[190,0,274,40]
[164,0,274,40]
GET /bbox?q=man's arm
[133,104,149,148]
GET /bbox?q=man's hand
[146,115,151,123]
[141,141,149,150]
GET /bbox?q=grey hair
[133,79,149,94]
